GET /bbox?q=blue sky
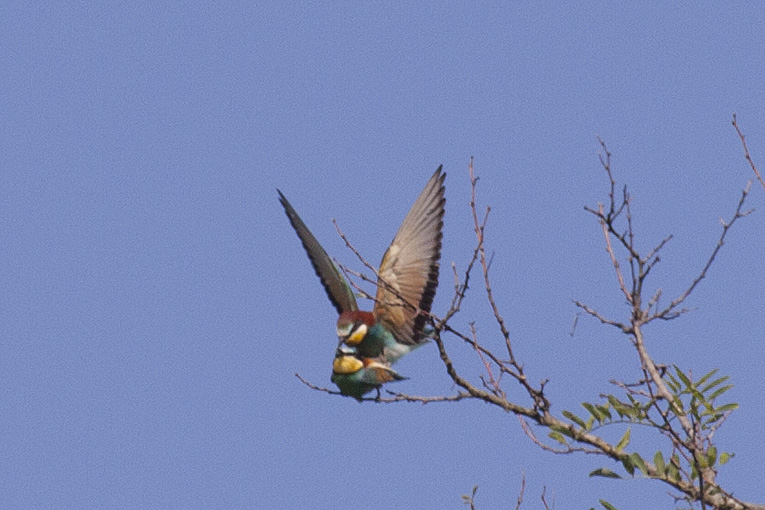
[2,2,764,509]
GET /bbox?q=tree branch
[732,113,765,190]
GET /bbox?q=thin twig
[296,372,474,404]
[518,416,597,455]
[514,471,526,510]
[597,203,632,303]
[573,300,630,333]
[732,113,765,190]
[541,485,554,510]
[654,182,752,320]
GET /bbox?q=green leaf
[700,400,715,415]
[701,375,728,394]
[607,395,623,408]
[703,414,725,426]
[708,384,734,401]
[689,387,705,404]
[615,428,631,452]
[630,453,648,475]
[654,451,666,477]
[610,398,637,420]
[563,410,587,429]
[670,395,685,413]
[597,404,613,420]
[583,402,604,422]
[589,468,621,479]
[667,462,680,483]
[665,375,680,393]
[707,446,718,467]
[621,455,635,476]
[667,455,681,483]
[696,368,719,388]
[714,402,739,413]
[461,485,478,505]
[548,431,568,445]
[599,500,620,510]
[719,452,734,465]
[548,425,573,438]
[674,366,692,389]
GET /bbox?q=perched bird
[330,347,407,401]
[278,167,446,398]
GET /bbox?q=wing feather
[373,167,446,345]
[278,190,358,314]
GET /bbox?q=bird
[330,347,407,401]
[278,166,446,397]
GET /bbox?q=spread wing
[373,167,445,345]
[278,190,358,315]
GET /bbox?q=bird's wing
[278,190,358,314]
[373,167,445,345]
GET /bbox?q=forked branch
[297,130,761,508]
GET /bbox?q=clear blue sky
[2,3,764,509]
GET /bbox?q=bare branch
[470,323,504,397]
[541,485,554,510]
[514,471,526,510]
[518,416,599,455]
[573,300,630,333]
[296,372,474,404]
[381,391,476,404]
[732,113,765,190]
[654,181,752,320]
[597,202,632,303]
[295,373,345,397]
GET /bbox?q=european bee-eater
[279,167,445,397]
